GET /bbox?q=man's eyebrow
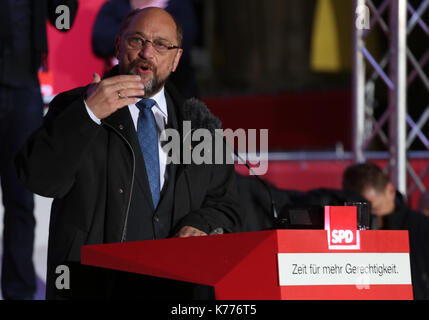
[133,31,145,37]
[131,31,165,39]
[132,31,172,42]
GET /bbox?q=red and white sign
[278,252,412,287]
[324,206,360,250]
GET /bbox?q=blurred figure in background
[92,0,199,98]
[0,0,78,299]
[418,190,429,217]
[342,162,429,300]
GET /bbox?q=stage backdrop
[42,0,107,95]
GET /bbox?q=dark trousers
[0,85,43,299]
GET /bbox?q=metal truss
[353,0,429,199]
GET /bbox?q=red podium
[81,228,413,300]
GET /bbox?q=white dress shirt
[84,88,169,190]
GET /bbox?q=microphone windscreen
[182,98,222,133]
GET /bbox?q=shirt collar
[144,87,168,120]
[128,87,168,130]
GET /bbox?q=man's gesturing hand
[174,226,208,238]
[85,74,145,120]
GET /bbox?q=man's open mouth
[138,62,153,73]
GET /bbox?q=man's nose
[138,41,155,59]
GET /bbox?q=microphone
[182,98,278,224]
[182,97,222,134]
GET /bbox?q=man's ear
[171,49,183,72]
[386,182,396,198]
[114,35,121,59]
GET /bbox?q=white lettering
[331,229,354,244]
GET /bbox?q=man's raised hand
[85,74,144,119]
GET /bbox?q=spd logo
[325,206,360,250]
[331,229,354,244]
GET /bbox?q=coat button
[153,216,159,223]
[119,188,124,194]
[118,124,124,130]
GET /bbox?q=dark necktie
[136,99,160,208]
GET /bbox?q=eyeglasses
[125,35,180,54]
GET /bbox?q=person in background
[0,0,78,300]
[92,0,199,98]
[418,190,429,217]
[342,162,429,300]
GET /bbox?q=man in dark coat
[15,7,242,299]
[342,162,429,300]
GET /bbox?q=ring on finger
[117,91,124,99]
